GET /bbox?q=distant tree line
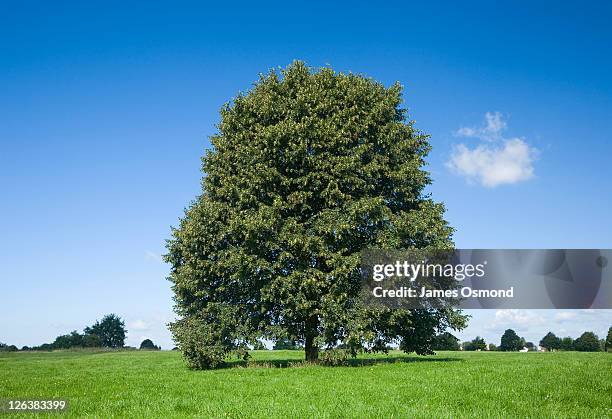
[539,329,611,352]
[272,338,302,350]
[0,342,19,352]
[429,326,611,352]
[1,314,127,352]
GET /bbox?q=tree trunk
[304,316,319,361]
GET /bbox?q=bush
[139,339,160,350]
[234,345,250,361]
[253,341,267,350]
[36,343,54,351]
[169,316,231,369]
[320,349,350,366]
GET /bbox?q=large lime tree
[166,62,466,369]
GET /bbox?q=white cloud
[447,138,536,187]
[554,311,578,321]
[128,319,150,331]
[456,111,506,141]
[491,309,545,328]
[448,113,538,187]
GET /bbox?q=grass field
[0,350,610,418]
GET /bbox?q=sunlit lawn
[1,349,610,417]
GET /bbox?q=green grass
[0,350,610,418]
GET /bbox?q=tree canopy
[540,332,561,351]
[463,336,486,351]
[500,329,523,351]
[432,332,460,351]
[84,314,126,348]
[573,332,600,352]
[166,61,467,369]
[0,343,18,352]
[140,339,160,350]
[560,337,574,351]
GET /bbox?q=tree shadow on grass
[221,355,462,370]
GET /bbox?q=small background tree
[540,332,561,351]
[432,332,460,351]
[463,336,486,351]
[500,329,523,351]
[573,332,600,352]
[560,337,574,351]
[605,327,612,352]
[84,314,126,348]
[140,339,160,350]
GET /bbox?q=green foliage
[169,315,232,369]
[463,336,486,351]
[573,332,600,352]
[319,349,350,366]
[53,331,84,349]
[140,339,160,350]
[540,331,561,351]
[84,314,126,348]
[0,343,18,352]
[253,341,267,350]
[36,343,54,351]
[560,336,574,351]
[500,329,523,352]
[432,332,460,351]
[606,327,612,351]
[82,334,102,348]
[166,61,466,369]
[273,338,300,350]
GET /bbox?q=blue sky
[1,1,610,349]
